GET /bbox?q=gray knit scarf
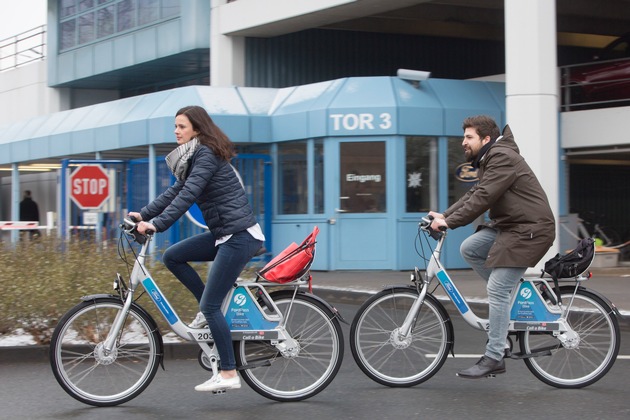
[165,137,199,181]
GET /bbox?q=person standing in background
[19,190,40,238]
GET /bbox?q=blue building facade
[1,75,505,270]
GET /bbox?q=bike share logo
[520,287,533,300]
[234,294,247,306]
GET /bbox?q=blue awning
[0,77,505,164]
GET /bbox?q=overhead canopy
[0,77,505,165]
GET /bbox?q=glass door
[333,140,390,269]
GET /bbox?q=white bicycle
[350,217,621,388]
[49,220,344,406]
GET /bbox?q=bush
[0,235,207,345]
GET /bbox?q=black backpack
[543,237,595,303]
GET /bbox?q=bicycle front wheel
[520,287,620,388]
[49,297,162,406]
[236,292,344,402]
[350,287,452,387]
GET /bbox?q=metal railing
[560,57,630,111]
[0,25,46,72]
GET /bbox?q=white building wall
[0,61,69,127]
[561,106,630,149]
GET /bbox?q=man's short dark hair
[462,115,500,141]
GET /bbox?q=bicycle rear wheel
[49,297,162,406]
[235,292,343,402]
[350,287,452,387]
[519,287,620,388]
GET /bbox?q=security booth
[265,76,505,271]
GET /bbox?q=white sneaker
[190,312,207,328]
[194,374,241,392]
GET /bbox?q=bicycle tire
[350,287,452,387]
[49,297,162,407]
[235,292,343,402]
[519,287,620,388]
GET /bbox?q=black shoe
[457,356,506,379]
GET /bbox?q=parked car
[565,33,630,107]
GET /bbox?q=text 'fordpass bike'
[49,220,344,406]
[350,216,621,389]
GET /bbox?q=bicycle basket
[544,237,595,279]
[258,226,320,283]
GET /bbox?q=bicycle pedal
[486,374,497,378]
[212,389,227,395]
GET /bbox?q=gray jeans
[460,227,526,361]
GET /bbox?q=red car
[565,33,630,107]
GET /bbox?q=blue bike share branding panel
[225,286,279,331]
[437,270,469,314]
[142,277,178,325]
[510,282,560,323]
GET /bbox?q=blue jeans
[460,227,526,361]
[163,230,263,370]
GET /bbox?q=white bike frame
[103,224,300,368]
[398,224,586,342]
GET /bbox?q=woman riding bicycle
[130,105,264,393]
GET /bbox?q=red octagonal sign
[70,165,110,209]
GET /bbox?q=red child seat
[258,226,320,283]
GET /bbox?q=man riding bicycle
[429,115,555,379]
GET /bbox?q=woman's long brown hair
[176,105,236,161]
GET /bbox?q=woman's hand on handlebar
[127,212,142,223]
[136,221,156,235]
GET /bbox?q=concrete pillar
[211,0,246,86]
[11,164,19,244]
[148,144,157,254]
[505,0,559,264]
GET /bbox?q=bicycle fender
[270,289,349,325]
[80,293,119,302]
[79,294,165,369]
[561,285,623,319]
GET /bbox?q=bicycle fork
[397,269,430,339]
[102,291,136,355]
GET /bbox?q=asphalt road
[1,299,629,420]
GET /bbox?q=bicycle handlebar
[419,215,446,241]
[120,218,152,245]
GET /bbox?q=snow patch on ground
[0,329,37,346]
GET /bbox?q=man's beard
[464,149,475,162]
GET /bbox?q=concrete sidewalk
[309,266,630,315]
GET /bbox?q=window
[78,12,95,44]
[58,0,181,51]
[117,0,136,32]
[278,142,307,214]
[405,137,436,213]
[339,142,386,213]
[138,0,159,26]
[314,140,324,214]
[97,5,115,38]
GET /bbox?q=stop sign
[70,165,110,209]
